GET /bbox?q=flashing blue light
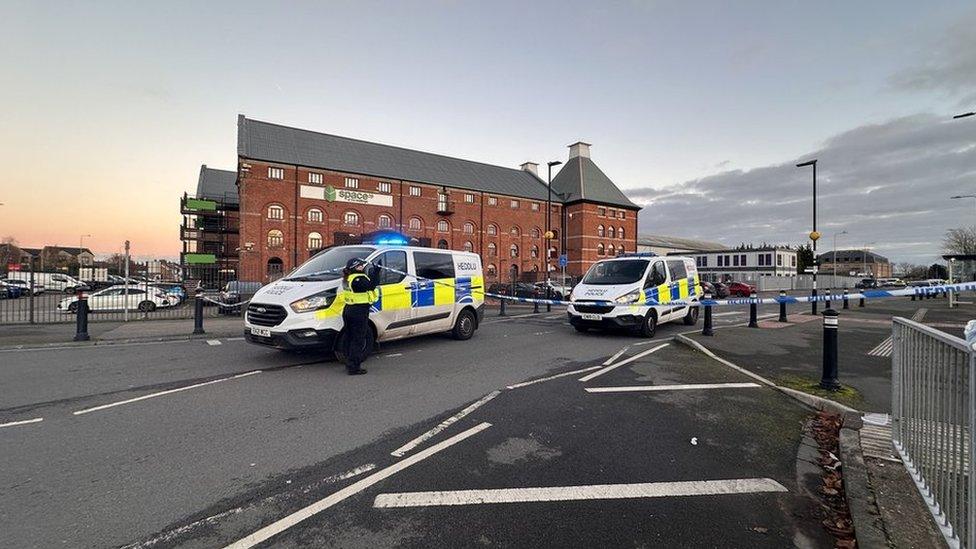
[373,237,409,246]
[619,252,657,258]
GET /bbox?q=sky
[0,0,973,263]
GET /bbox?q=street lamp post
[832,230,848,281]
[545,160,562,309]
[797,159,819,314]
[953,112,975,120]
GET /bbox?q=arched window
[530,245,539,258]
[618,227,624,239]
[377,214,393,229]
[597,225,605,237]
[607,226,615,239]
[307,208,323,223]
[437,239,449,249]
[437,220,449,233]
[487,242,497,257]
[267,204,284,220]
[463,222,475,234]
[487,264,497,277]
[307,232,323,249]
[408,217,423,231]
[510,244,519,258]
[463,241,474,252]
[618,245,624,255]
[530,227,541,239]
[487,224,498,236]
[597,243,605,256]
[267,229,284,247]
[510,226,521,237]
[343,211,360,225]
[607,244,615,256]
[267,257,284,278]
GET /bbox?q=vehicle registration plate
[581,313,602,321]
[250,327,272,338]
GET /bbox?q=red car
[727,281,755,297]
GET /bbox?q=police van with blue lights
[244,235,484,359]
[567,253,701,337]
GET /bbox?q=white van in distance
[6,271,85,293]
[568,253,701,337]
[244,244,485,359]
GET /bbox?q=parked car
[152,283,187,305]
[2,278,44,295]
[855,278,879,289]
[0,280,23,299]
[219,281,263,314]
[700,281,730,299]
[58,285,172,313]
[533,281,570,300]
[7,271,85,293]
[726,281,755,297]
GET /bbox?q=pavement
[0,304,834,548]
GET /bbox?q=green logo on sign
[325,185,337,202]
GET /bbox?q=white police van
[568,253,701,337]
[244,244,485,359]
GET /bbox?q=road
[0,303,820,548]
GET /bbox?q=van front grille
[247,303,287,327]
[573,304,615,314]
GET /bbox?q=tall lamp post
[545,161,562,306]
[832,230,848,279]
[796,159,820,314]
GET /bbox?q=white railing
[892,317,974,548]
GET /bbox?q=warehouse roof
[196,165,239,204]
[550,148,640,209]
[637,234,726,252]
[237,115,555,201]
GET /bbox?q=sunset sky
[1,1,973,262]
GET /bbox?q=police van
[244,244,485,359]
[567,254,701,337]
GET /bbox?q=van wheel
[333,327,376,364]
[637,311,657,338]
[138,301,156,313]
[452,309,477,340]
[683,306,699,326]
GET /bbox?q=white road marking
[372,478,787,508]
[506,365,602,389]
[578,344,669,382]
[223,422,492,549]
[867,337,893,357]
[73,371,262,416]
[0,417,43,429]
[603,346,630,366]
[532,330,554,336]
[206,339,222,346]
[632,339,659,346]
[227,337,246,341]
[391,392,500,457]
[384,353,404,358]
[712,312,744,317]
[544,314,565,319]
[585,382,761,393]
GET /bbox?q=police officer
[341,258,380,375]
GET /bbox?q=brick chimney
[568,141,591,159]
[520,162,539,176]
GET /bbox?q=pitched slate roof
[549,154,640,209]
[237,115,553,201]
[196,165,239,204]
[45,246,93,256]
[637,234,726,252]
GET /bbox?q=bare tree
[944,226,976,255]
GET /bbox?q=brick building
[817,249,892,278]
[180,165,240,277]
[232,116,639,282]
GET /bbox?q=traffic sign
[558,254,568,268]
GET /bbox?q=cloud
[889,10,976,104]
[627,113,976,263]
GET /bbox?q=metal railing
[892,317,974,548]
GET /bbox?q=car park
[700,281,730,299]
[534,280,571,300]
[3,278,44,295]
[219,281,263,314]
[7,271,86,293]
[58,285,172,313]
[568,253,701,337]
[726,281,755,297]
[152,283,188,305]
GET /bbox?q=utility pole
[123,240,130,322]
[797,159,819,314]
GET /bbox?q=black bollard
[499,295,507,316]
[546,286,552,313]
[533,295,539,314]
[702,291,714,336]
[842,289,849,310]
[825,288,832,309]
[859,294,865,308]
[74,290,90,342]
[193,288,205,335]
[811,288,818,315]
[820,308,840,390]
[778,290,788,323]
[748,290,759,328]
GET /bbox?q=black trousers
[342,304,370,370]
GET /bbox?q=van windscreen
[287,246,375,280]
[581,260,649,285]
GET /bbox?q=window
[741,254,748,266]
[378,181,392,193]
[308,172,323,184]
[530,245,539,258]
[408,217,422,231]
[437,220,449,232]
[510,199,519,209]
[463,222,475,234]
[267,257,284,278]
[463,241,474,252]
[607,244,615,256]
[597,243,605,256]
[530,227,540,239]
[618,245,624,254]
[791,256,797,267]
[733,255,740,267]
[437,239,449,249]
[377,214,393,229]
[717,256,724,267]
[438,193,449,211]
[618,210,626,219]
[597,207,606,216]
[510,226,521,237]
[667,259,687,280]
[618,227,624,239]
[487,224,498,236]
[764,253,772,266]
[267,204,284,220]
[758,254,765,266]
[344,177,359,189]
[267,230,283,247]
[344,211,360,225]
[307,232,322,249]
[608,209,616,218]
[700,256,708,267]
[531,202,539,211]
[409,186,421,197]
[487,264,497,277]
[307,208,323,222]
[414,251,455,279]
[597,225,605,237]
[646,262,667,287]
[777,254,783,267]
[607,226,615,239]
[724,255,731,266]
[376,250,407,284]
[464,193,474,203]
[487,242,497,257]
[268,167,284,179]
[510,244,520,258]
[488,196,497,206]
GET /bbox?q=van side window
[667,260,687,281]
[376,250,408,284]
[645,262,667,288]
[413,251,456,280]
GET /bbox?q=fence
[891,317,974,548]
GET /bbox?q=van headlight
[614,290,641,304]
[290,290,337,313]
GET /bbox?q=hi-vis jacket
[342,273,379,305]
